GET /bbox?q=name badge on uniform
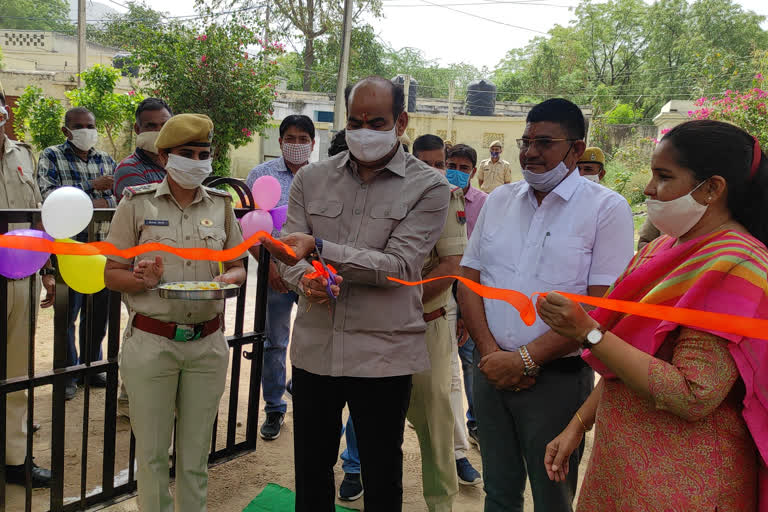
[144,219,170,226]
[456,211,467,225]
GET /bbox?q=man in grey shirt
[274,76,450,512]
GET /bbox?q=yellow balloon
[56,239,107,294]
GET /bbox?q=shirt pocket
[16,171,39,208]
[199,225,227,277]
[307,200,343,241]
[138,225,178,277]
[536,235,591,287]
[364,203,408,249]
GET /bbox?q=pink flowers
[660,128,670,135]
[197,34,207,41]
[756,73,764,82]
[128,90,136,96]
[241,128,252,137]
[201,55,208,65]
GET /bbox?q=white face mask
[583,174,601,183]
[68,128,99,152]
[0,106,7,128]
[136,131,160,154]
[165,153,212,189]
[345,126,398,163]
[282,142,313,165]
[522,161,570,192]
[646,181,708,239]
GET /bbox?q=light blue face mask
[446,168,470,189]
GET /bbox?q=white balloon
[41,186,94,239]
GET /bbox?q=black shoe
[468,425,480,447]
[89,373,107,388]
[259,412,284,440]
[5,460,52,488]
[338,472,363,501]
[64,381,77,401]
[284,379,293,400]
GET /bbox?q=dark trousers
[67,287,110,378]
[474,350,594,512]
[292,366,412,512]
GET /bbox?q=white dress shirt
[461,168,634,352]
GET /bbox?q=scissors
[315,251,338,300]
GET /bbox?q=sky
[108,0,768,70]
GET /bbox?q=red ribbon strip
[388,275,768,341]
[0,231,295,261]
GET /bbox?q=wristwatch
[518,345,541,377]
[39,268,56,277]
[582,327,605,349]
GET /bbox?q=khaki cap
[155,113,214,149]
[578,147,606,166]
[489,140,503,149]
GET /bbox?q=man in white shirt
[458,98,634,512]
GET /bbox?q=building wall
[1,30,119,72]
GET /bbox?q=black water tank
[391,75,418,112]
[466,79,497,116]
[113,52,138,78]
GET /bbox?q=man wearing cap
[577,147,607,183]
[477,140,518,193]
[113,98,173,199]
[37,106,117,399]
[104,113,248,512]
[0,82,54,487]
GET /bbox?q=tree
[66,65,144,157]
[271,0,382,91]
[12,85,66,152]
[129,5,283,175]
[88,1,166,50]
[0,0,71,32]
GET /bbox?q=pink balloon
[239,210,274,244]
[251,175,281,211]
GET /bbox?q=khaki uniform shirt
[422,187,467,313]
[106,178,246,324]
[477,158,520,194]
[279,146,450,378]
[637,217,661,251]
[0,138,43,227]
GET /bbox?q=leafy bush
[605,103,643,125]
[12,85,66,152]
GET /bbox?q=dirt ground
[7,259,593,512]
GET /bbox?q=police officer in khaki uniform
[104,114,247,512]
[407,134,469,512]
[0,82,54,487]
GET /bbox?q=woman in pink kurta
[537,120,768,512]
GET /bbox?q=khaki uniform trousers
[6,276,39,466]
[446,295,470,460]
[120,321,229,512]
[407,313,459,512]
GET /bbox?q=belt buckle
[174,324,201,342]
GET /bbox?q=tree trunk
[302,36,314,91]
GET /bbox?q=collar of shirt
[154,177,211,207]
[464,186,484,203]
[64,140,96,160]
[524,167,583,208]
[135,147,163,168]
[337,144,407,178]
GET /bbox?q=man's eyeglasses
[515,138,577,151]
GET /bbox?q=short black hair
[135,97,172,123]
[328,129,348,157]
[413,134,444,158]
[64,107,94,127]
[527,98,585,140]
[447,144,478,168]
[345,76,405,122]
[280,114,315,140]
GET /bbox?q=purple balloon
[269,205,288,233]
[0,229,54,279]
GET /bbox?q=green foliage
[12,85,66,152]
[129,5,282,176]
[66,65,144,158]
[0,0,71,31]
[88,1,166,50]
[604,133,655,205]
[605,103,643,124]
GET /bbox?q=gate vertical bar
[244,247,269,449]
[101,290,121,496]
[0,216,8,512]
[50,259,70,511]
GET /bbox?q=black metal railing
[0,178,268,511]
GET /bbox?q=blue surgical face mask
[490,151,500,159]
[446,168,470,189]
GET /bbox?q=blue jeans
[457,336,476,425]
[67,287,110,382]
[340,417,360,474]
[262,288,297,414]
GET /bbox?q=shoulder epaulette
[204,186,234,200]
[123,183,160,199]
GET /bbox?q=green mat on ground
[243,483,359,512]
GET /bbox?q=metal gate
[0,179,269,511]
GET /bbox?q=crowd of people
[0,74,766,512]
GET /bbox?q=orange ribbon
[0,231,295,261]
[304,260,337,280]
[388,275,768,341]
